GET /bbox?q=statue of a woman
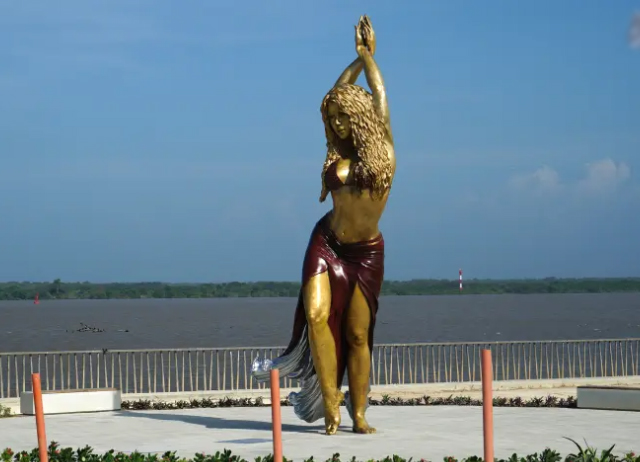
[253,15,395,435]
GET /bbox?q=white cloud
[575,158,631,195]
[508,158,631,198]
[508,165,562,196]
[631,12,640,49]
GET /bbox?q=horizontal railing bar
[2,337,640,357]
[2,338,638,399]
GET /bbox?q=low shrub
[0,441,637,462]
[120,395,577,411]
[0,405,11,418]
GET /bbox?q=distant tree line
[0,277,639,301]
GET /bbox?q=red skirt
[252,211,385,422]
[283,211,385,387]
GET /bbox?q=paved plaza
[1,406,639,460]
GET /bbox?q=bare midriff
[328,189,389,243]
[328,145,395,244]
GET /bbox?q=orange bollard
[32,373,48,462]
[270,368,283,462]
[481,349,494,462]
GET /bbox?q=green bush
[120,395,577,411]
[0,441,638,462]
[0,405,11,418]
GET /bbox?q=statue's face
[327,101,351,140]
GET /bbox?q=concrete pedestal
[577,386,640,412]
[20,388,121,415]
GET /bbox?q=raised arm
[335,16,376,88]
[359,50,391,135]
[334,57,364,87]
[355,17,392,141]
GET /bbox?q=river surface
[1,293,639,352]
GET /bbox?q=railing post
[32,373,48,462]
[481,349,494,462]
[270,368,283,462]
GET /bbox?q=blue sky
[1,0,639,283]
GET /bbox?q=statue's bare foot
[353,417,376,434]
[324,390,344,435]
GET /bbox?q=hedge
[0,441,638,462]
[0,395,577,419]
[120,395,577,410]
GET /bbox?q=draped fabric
[252,212,384,423]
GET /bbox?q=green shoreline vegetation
[0,278,639,301]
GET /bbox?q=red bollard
[481,349,494,462]
[32,373,48,462]
[270,369,283,462]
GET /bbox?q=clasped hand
[355,15,376,58]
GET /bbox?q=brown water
[1,293,639,353]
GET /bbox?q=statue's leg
[345,282,376,434]
[303,270,343,435]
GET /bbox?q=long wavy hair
[319,83,392,202]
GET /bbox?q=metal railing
[1,338,639,399]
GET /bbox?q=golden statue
[253,15,395,435]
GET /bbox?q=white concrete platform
[578,386,640,412]
[20,388,121,415]
[1,406,638,460]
